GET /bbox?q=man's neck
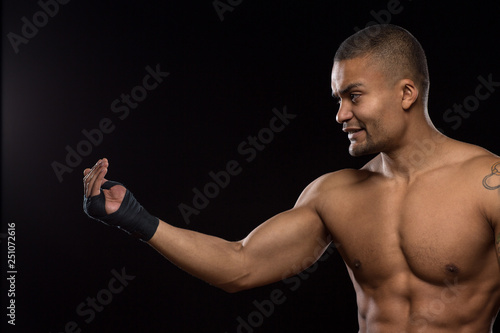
[375,126,451,182]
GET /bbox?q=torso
[315,143,500,332]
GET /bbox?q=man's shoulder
[443,141,500,203]
[455,143,500,227]
[295,168,370,207]
[300,167,374,198]
[453,141,500,173]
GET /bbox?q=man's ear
[401,79,419,110]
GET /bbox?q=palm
[101,183,126,215]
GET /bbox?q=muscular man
[83,25,500,332]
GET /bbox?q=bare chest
[323,176,494,284]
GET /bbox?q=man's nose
[336,102,353,124]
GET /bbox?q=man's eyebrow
[332,82,364,98]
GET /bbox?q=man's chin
[349,150,368,157]
[348,144,377,157]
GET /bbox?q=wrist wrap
[83,181,159,241]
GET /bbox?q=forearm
[148,220,248,292]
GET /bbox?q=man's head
[331,24,430,156]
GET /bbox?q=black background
[2,0,500,332]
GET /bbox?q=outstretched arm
[83,158,331,292]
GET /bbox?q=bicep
[237,205,331,288]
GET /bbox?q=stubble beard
[349,137,377,156]
[348,129,389,157]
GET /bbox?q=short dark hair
[334,24,430,104]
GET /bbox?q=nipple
[445,264,459,274]
[354,260,362,269]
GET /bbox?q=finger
[82,168,91,196]
[83,168,91,176]
[84,159,104,197]
[95,159,109,189]
[90,165,108,197]
[83,158,111,197]
[99,158,109,175]
[83,160,101,195]
[83,159,102,182]
[89,159,110,197]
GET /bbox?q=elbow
[219,284,244,293]
[214,241,255,293]
[215,276,252,293]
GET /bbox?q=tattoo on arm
[485,163,500,264]
[482,162,500,190]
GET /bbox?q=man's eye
[350,94,360,102]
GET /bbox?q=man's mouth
[346,128,365,140]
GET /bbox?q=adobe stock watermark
[213,0,243,22]
[225,237,338,333]
[178,106,297,224]
[409,277,467,332]
[51,63,170,183]
[50,267,135,333]
[6,0,72,54]
[442,74,500,130]
[381,72,498,174]
[401,72,500,173]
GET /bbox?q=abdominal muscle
[349,267,497,333]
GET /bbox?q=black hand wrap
[83,181,159,241]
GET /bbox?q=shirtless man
[83,25,500,332]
